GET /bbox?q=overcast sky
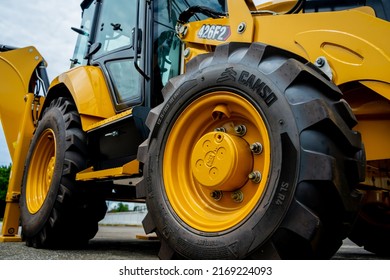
[0,0,81,165]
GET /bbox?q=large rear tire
[20,97,107,248]
[138,43,363,259]
[349,189,390,256]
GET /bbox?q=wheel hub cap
[191,132,253,191]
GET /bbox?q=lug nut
[231,191,244,203]
[250,142,263,154]
[248,171,262,183]
[210,190,223,201]
[234,124,247,136]
[214,127,226,132]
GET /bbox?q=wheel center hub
[191,132,253,191]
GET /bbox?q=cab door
[91,0,143,111]
[79,0,147,169]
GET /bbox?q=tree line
[0,164,11,218]
[0,165,10,201]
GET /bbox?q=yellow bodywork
[76,160,139,181]
[0,47,43,241]
[50,66,116,130]
[0,47,42,159]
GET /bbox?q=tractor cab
[70,0,225,112]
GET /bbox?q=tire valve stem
[231,191,244,203]
[210,190,223,201]
[234,124,247,136]
[248,171,262,184]
[250,142,263,154]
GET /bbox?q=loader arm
[0,46,45,241]
[180,3,390,90]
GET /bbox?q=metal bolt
[248,171,262,184]
[179,25,188,37]
[210,190,223,201]
[11,193,20,200]
[234,124,247,136]
[215,133,224,143]
[214,127,226,132]
[231,191,244,203]
[237,22,246,34]
[184,48,191,58]
[315,57,325,67]
[250,142,263,155]
[314,56,333,80]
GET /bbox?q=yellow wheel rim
[26,129,57,214]
[163,91,271,232]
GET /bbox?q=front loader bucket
[0,46,44,241]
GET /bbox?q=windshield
[70,1,96,67]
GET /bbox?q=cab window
[92,0,141,111]
[153,0,226,87]
[71,0,96,67]
[94,0,136,58]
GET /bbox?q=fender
[48,66,116,130]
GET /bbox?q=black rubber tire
[137,43,363,259]
[349,197,390,256]
[20,97,107,248]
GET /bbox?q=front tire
[138,43,363,259]
[20,97,106,248]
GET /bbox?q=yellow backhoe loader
[0,0,389,259]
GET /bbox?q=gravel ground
[0,222,387,260]
[0,224,159,260]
